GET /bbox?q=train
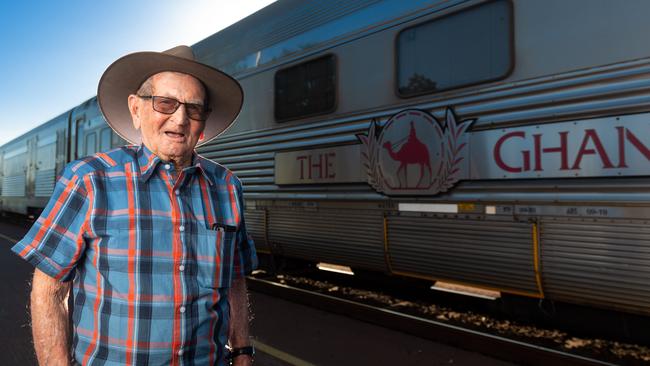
[3,0,650,318]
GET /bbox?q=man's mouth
[164,131,185,139]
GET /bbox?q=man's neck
[143,144,193,171]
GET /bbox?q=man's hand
[232,354,253,366]
[31,268,72,366]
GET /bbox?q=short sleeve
[11,163,91,281]
[232,185,258,279]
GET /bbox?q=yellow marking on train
[382,214,393,274]
[532,222,545,298]
[0,232,18,244]
[252,339,316,366]
[457,203,476,212]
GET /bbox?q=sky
[0,0,276,145]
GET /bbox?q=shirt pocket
[196,226,236,289]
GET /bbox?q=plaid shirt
[12,144,257,366]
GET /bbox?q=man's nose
[169,104,190,125]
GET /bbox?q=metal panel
[34,169,55,197]
[2,175,26,197]
[244,209,269,253]
[267,208,385,271]
[199,57,650,203]
[387,215,539,295]
[540,218,650,315]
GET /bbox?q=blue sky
[0,0,275,145]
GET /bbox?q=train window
[396,0,512,97]
[100,128,112,151]
[85,132,97,156]
[112,131,127,147]
[274,54,336,121]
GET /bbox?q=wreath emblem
[357,108,474,196]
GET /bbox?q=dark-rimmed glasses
[138,95,211,121]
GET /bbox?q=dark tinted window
[275,55,336,121]
[397,0,512,97]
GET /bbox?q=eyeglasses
[138,95,211,121]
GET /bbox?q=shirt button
[175,189,180,195]
[179,225,185,232]
[179,306,186,313]
[177,349,184,356]
[164,164,171,170]
[179,265,185,272]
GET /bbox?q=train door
[2,143,28,213]
[25,138,37,199]
[34,134,58,198]
[76,117,119,158]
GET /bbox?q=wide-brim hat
[97,45,243,146]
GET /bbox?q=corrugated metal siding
[35,169,55,197]
[197,49,650,204]
[267,208,385,270]
[2,175,25,197]
[540,218,650,315]
[244,209,269,253]
[387,215,539,295]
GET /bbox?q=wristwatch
[227,345,255,361]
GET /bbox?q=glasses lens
[185,104,209,121]
[150,96,209,121]
[152,96,180,114]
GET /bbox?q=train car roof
[0,96,97,150]
[192,0,443,75]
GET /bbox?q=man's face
[128,71,206,164]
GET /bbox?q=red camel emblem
[357,108,474,196]
[382,121,432,188]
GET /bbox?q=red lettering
[296,156,307,179]
[309,154,323,179]
[571,129,614,170]
[542,131,569,170]
[494,131,526,173]
[625,128,650,161]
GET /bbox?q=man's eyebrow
[157,94,205,105]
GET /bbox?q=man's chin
[160,145,193,159]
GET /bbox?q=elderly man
[12,46,257,366]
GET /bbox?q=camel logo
[357,108,474,196]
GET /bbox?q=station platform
[0,218,513,366]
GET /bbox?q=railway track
[247,276,619,366]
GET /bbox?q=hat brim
[97,51,243,147]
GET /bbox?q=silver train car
[3,0,650,317]
[0,98,126,215]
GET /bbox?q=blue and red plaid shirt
[12,144,257,366]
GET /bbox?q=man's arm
[31,268,71,366]
[228,277,252,366]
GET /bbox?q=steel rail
[247,277,618,366]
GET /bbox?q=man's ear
[127,94,141,130]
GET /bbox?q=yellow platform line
[0,232,18,244]
[252,339,316,366]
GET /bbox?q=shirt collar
[137,144,213,185]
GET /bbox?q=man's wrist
[227,345,255,360]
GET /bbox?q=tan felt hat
[97,45,243,146]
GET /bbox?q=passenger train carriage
[3,0,650,317]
